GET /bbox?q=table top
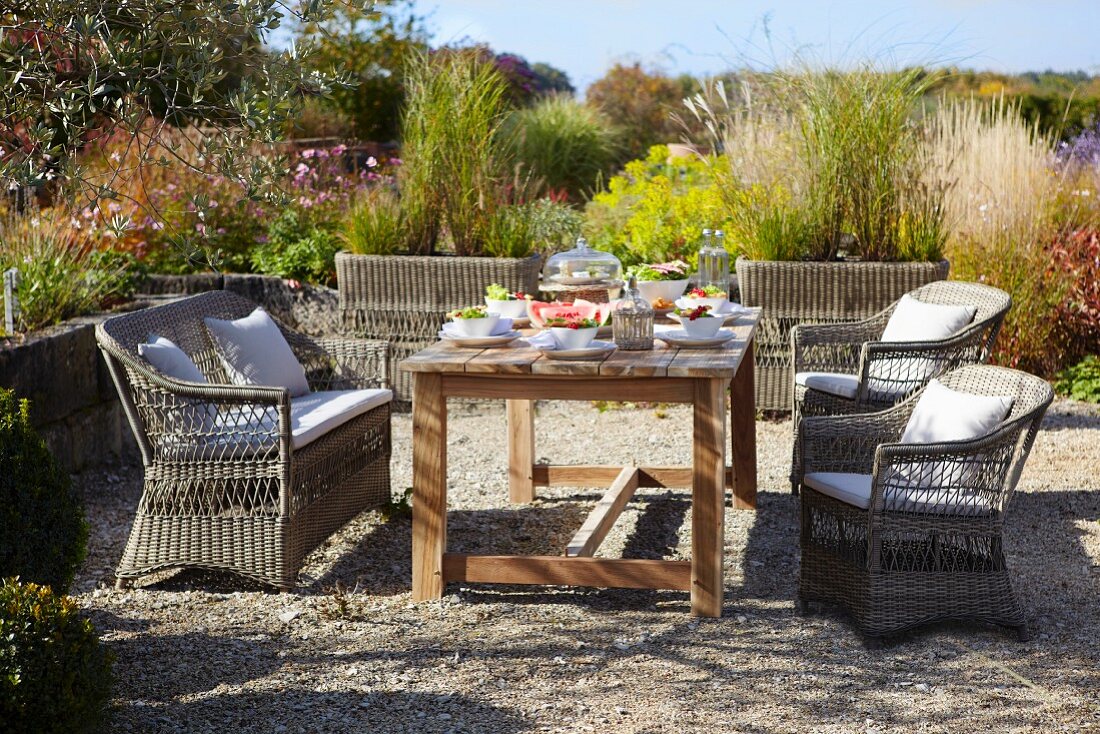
[399,309,760,379]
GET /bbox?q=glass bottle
[612,276,654,350]
[697,227,729,294]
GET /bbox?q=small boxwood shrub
[0,389,88,593]
[0,578,113,734]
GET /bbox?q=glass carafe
[612,276,654,350]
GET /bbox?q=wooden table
[399,311,760,617]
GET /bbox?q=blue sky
[415,1,1100,93]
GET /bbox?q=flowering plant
[673,305,714,321]
[627,260,690,282]
[485,283,528,301]
[447,306,490,320]
[686,285,727,299]
[545,316,598,329]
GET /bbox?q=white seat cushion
[290,389,392,450]
[804,471,993,514]
[204,308,310,397]
[795,371,860,400]
[804,472,873,508]
[879,295,977,343]
[138,334,208,383]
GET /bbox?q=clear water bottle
[697,227,729,294]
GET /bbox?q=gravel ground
[73,399,1100,733]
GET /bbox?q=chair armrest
[801,405,912,475]
[122,365,292,465]
[792,310,892,374]
[853,321,999,403]
[869,420,1026,518]
[287,334,391,391]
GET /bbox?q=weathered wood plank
[691,378,727,617]
[730,340,757,510]
[400,341,482,373]
[412,372,447,601]
[532,464,733,489]
[507,399,536,503]
[465,342,540,374]
[598,341,677,377]
[440,374,696,403]
[442,554,692,590]
[566,467,640,557]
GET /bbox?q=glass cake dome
[542,237,622,286]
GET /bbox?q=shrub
[475,198,577,259]
[0,578,113,734]
[0,390,87,593]
[250,208,342,286]
[503,96,620,201]
[586,63,697,161]
[1056,355,1100,403]
[344,190,406,256]
[399,49,511,256]
[0,205,144,334]
[935,98,1099,375]
[584,145,734,267]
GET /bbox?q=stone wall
[141,274,341,336]
[0,274,342,472]
[0,314,136,472]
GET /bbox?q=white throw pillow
[900,379,1013,445]
[204,308,310,397]
[879,295,977,343]
[866,296,978,398]
[893,378,1014,496]
[138,334,208,383]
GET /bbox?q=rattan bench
[96,291,392,589]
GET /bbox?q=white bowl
[678,296,728,313]
[550,326,598,350]
[678,314,725,338]
[484,298,528,319]
[450,314,500,337]
[636,279,689,305]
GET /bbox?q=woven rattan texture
[796,364,1053,640]
[96,291,392,589]
[336,253,542,404]
[736,258,950,409]
[789,281,1011,487]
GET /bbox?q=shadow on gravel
[112,688,530,733]
[313,503,590,596]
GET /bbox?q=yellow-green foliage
[584,145,734,267]
[0,578,113,734]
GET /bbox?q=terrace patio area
[72,399,1100,733]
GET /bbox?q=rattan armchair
[96,291,392,589]
[790,281,1010,491]
[797,365,1052,642]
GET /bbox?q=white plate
[537,340,616,360]
[656,329,736,348]
[441,331,521,348]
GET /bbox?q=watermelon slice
[527,299,612,329]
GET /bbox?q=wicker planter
[735,257,950,410]
[336,252,542,404]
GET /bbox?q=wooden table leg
[507,399,535,503]
[730,340,757,510]
[412,372,447,601]
[692,378,727,617]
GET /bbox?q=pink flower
[366,156,377,168]
[331,144,347,156]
